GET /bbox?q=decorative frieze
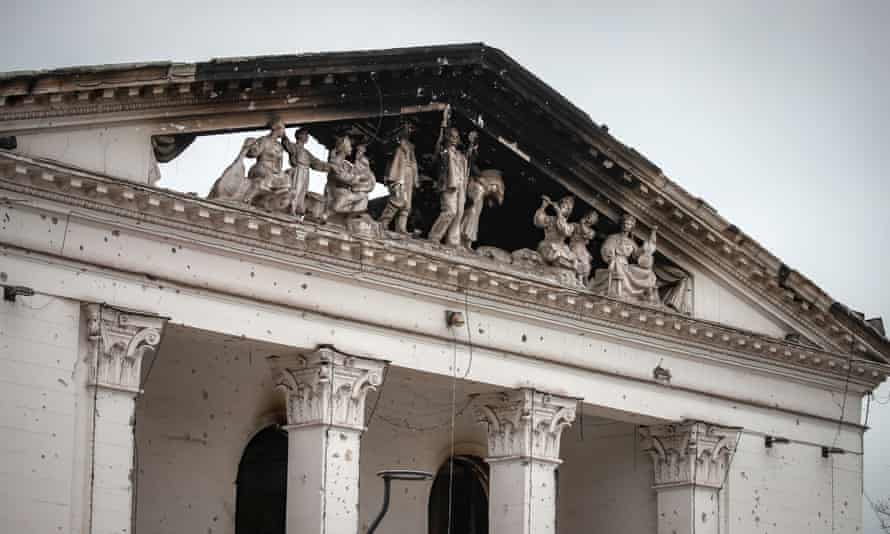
[639,421,741,489]
[84,303,167,393]
[268,345,387,430]
[473,388,577,462]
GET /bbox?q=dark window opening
[235,426,288,534]
[428,455,489,534]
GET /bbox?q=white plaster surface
[14,126,160,184]
[0,296,91,534]
[689,264,792,339]
[557,420,657,534]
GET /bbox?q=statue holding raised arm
[281,128,328,217]
[534,195,577,270]
[428,113,477,246]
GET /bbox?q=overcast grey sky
[3,0,888,531]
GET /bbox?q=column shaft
[90,390,138,534]
[641,421,740,534]
[270,346,386,534]
[84,304,166,534]
[285,426,363,534]
[474,388,577,534]
[488,458,560,534]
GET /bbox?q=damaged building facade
[0,44,888,534]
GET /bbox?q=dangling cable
[446,327,458,534]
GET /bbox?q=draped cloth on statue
[654,264,692,314]
[589,233,657,301]
[385,140,417,210]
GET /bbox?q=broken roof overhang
[0,42,887,363]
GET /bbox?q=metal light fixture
[2,285,34,302]
[764,435,790,448]
[822,446,845,458]
[367,469,434,534]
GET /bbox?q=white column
[474,388,577,534]
[84,304,166,534]
[640,421,741,534]
[269,346,386,534]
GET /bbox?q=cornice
[1,151,887,390]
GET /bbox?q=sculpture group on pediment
[209,119,330,215]
[203,113,690,312]
[208,119,379,235]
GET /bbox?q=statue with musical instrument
[533,195,577,270]
[589,213,659,305]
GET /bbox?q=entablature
[2,150,886,390]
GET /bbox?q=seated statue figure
[534,195,577,270]
[207,120,292,212]
[324,136,376,224]
[589,213,659,305]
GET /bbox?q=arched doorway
[235,426,288,534]
[428,455,489,534]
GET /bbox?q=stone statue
[534,195,577,270]
[324,136,376,224]
[461,169,505,248]
[379,122,418,234]
[589,214,659,305]
[207,137,255,202]
[570,210,598,285]
[244,119,291,202]
[282,128,328,217]
[428,126,477,246]
[207,120,293,211]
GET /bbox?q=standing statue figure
[324,136,376,221]
[589,214,659,305]
[282,128,328,217]
[428,127,477,246]
[379,122,418,233]
[460,169,505,248]
[570,210,598,285]
[534,195,577,270]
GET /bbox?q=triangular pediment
[0,43,887,363]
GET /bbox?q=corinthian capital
[268,345,387,431]
[84,303,167,393]
[639,421,741,489]
[473,388,577,463]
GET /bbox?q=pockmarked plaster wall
[0,296,91,534]
[725,432,862,534]
[133,326,287,534]
[557,420,657,534]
